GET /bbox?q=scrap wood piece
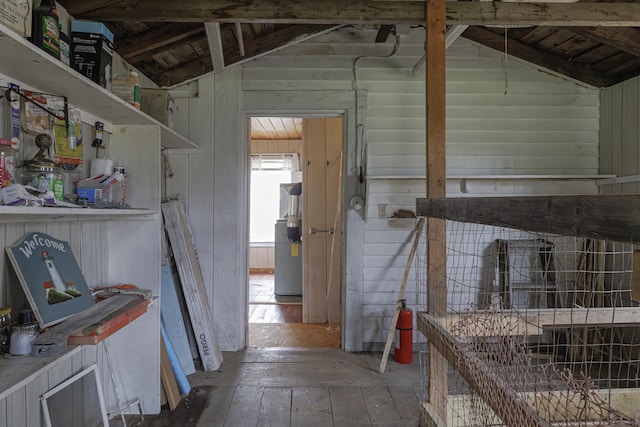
[67,297,150,345]
[31,294,144,356]
[162,200,223,371]
[160,335,181,411]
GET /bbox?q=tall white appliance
[274,183,302,296]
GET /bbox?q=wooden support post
[205,22,225,72]
[425,0,447,423]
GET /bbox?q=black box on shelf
[70,20,113,90]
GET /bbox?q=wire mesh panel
[416,219,640,426]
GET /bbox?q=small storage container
[71,20,114,89]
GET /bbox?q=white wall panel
[170,26,603,351]
[600,77,640,194]
[249,246,275,269]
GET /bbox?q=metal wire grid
[416,219,640,426]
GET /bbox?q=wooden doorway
[302,117,343,325]
[247,116,343,347]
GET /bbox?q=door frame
[244,111,348,346]
[243,89,365,352]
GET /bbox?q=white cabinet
[0,22,197,424]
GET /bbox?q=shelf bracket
[4,86,69,136]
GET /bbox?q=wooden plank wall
[249,246,275,270]
[365,178,599,343]
[166,70,248,351]
[171,27,601,351]
[0,221,121,426]
[600,77,640,194]
[366,40,599,177]
[600,74,640,350]
[251,139,302,155]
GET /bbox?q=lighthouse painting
[7,232,94,328]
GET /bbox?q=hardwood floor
[122,280,402,426]
[191,348,424,426]
[248,274,341,348]
[249,303,302,324]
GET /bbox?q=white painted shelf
[0,23,197,150]
[0,206,157,223]
[367,175,617,180]
[0,346,82,401]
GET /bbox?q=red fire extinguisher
[394,299,413,364]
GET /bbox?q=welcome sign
[7,232,94,328]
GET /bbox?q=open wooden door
[302,117,343,324]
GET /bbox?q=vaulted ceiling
[57,1,640,89]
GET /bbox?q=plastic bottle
[112,166,127,206]
[129,72,140,109]
[32,0,60,59]
[112,71,140,109]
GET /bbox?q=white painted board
[162,200,223,371]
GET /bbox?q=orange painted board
[67,298,149,345]
[81,298,149,335]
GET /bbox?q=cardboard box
[141,88,175,128]
[0,0,32,38]
[76,185,102,204]
[71,20,113,89]
[76,173,121,203]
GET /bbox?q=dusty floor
[117,275,376,426]
[122,348,425,427]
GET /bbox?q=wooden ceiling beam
[235,23,246,57]
[462,26,615,88]
[57,0,126,16]
[568,27,640,58]
[75,1,640,27]
[154,24,336,86]
[224,24,337,66]
[153,55,213,87]
[205,22,226,72]
[116,23,204,58]
[126,32,206,63]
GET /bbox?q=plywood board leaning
[161,265,196,375]
[162,200,223,371]
[160,336,181,411]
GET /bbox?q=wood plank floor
[249,303,302,323]
[247,274,341,348]
[191,348,424,427]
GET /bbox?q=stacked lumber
[162,200,223,371]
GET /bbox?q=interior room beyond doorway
[247,116,343,348]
